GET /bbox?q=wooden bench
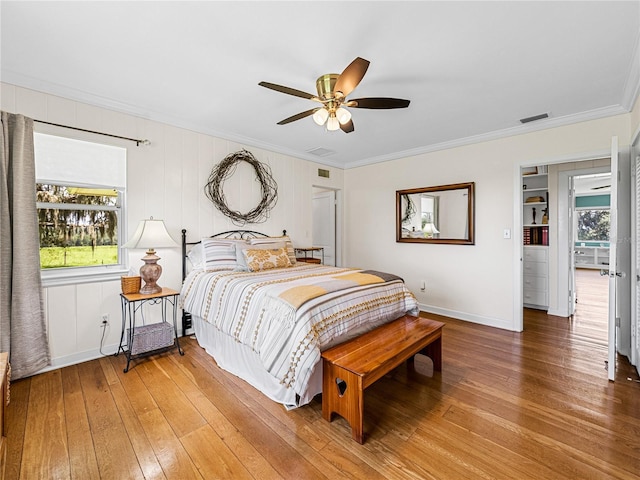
[321,314,444,444]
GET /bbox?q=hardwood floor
[6,276,639,479]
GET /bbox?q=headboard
[180,228,287,282]
[180,228,287,333]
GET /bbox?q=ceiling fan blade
[259,81,321,101]
[340,119,354,133]
[334,57,370,97]
[348,97,410,109]
[277,108,320,125]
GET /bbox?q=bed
[179,229,419,409]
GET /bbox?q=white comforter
[180,263,418,402]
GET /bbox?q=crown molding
[2,70,632,171]
[0,71,347,169]
[342,104,629,169]
[621,30,640,111]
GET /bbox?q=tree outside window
[34,132,127,284]
[36,184,121,269]
[576,209,610,242]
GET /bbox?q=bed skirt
[192,312,399,409]
[192,315,319,408]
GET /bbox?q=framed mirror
[396,182,475,245]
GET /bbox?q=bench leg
[421,335,442,371]
[322,360,365,444]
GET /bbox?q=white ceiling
[2,1,639,169]
[574,173,611,195]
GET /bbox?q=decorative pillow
[249,236,297,265]
[243,247,292,272]
[236,241,285,271]
[201,238,239,270]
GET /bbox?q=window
[37,184,121,267]
[576,209,610,242]
[34,133,127,285]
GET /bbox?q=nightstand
[295,247,324,264]
[117,287,184,372]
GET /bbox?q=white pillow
[201,238,240,270]
[186,243,204,270]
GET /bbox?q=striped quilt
[180,263,418,401]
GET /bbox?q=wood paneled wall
[1,82,344,370]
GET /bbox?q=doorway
[528,149,632,380]
[312,187,342,266]
[520,162,614,377]
[570,172,611,327]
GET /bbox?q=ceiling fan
[258,57,410,133]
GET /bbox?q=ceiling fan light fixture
[313,108,329,126]
[336,107,352,125]
[326,114,340,131]
[260,57,410,134]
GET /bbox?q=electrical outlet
[101,313,109,326]
[420,280,426,291]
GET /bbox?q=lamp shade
[326,114,340,131]
[313,108,329,126]
[336,107,352,125]
[423,222,440,237]
[122,218,178,250]
[122,218,178,294]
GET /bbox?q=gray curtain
[0,111,50,379]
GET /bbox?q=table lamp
[423,222,440,238]
[122,217,178,294]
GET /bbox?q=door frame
[514,149,611,331]
[556,165,611,318]
[631,134,640,373]
[312,186,342,267]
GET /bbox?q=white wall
[2,79,637,370]
[344,115,632,331]
[1,82,344,371]
[632,95,640,141]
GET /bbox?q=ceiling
[2,1,639,169]
[574,173,611,195]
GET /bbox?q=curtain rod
[34,119,150,146]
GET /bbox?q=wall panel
[2,81,342,371]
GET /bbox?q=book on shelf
[523,225,548,246]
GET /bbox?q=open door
[568,176,577,315]
[608,137,619,381]
[634,152,640,372]
[312,190,337,266]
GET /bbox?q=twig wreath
[204,149,278,225]
[401,193,417,224]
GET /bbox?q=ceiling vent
[520,113,549,124]
[307,147,336,157]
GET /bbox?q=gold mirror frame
[396,182,475,245]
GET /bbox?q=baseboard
[34,343,121,375]
[33,311,510,377]
[32,332,194,377]
[419,303,515,331]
